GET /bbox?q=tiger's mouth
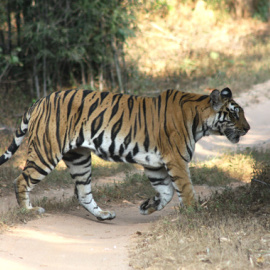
[224,128,240,144]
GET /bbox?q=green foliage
[0,0,140,95]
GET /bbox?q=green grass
[93,172,155,204]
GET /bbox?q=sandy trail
[0,81,269,270]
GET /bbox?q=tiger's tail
[0,109,31,165]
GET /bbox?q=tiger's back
[29,89,163,168]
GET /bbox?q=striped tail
[0,111,30,165]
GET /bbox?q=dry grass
[190,150,255,186]
[126,1,270,95]
[129,166,270,269]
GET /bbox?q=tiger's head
[209,87,250,144]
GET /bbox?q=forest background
[0,0,269,109]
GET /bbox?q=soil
[0,81,270,270]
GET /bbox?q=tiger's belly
[82,136,163,168]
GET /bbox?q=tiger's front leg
[166,157,196,207]
[140,167,174,215]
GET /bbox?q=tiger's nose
[243,124,250,134]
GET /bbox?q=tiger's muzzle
[224,122,250,144]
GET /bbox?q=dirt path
[0,81,270,270]
[0,186,219,270]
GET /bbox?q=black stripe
[158,95,161,119]
[109,102,119,121]
[128,96,134,119]
[82,90,92,100]
[195,95,208,102]
[74,100,85,128]
[32,140,53,170]
[75,175,92,185]
[124,127,132,148]
[133,116,137,139]
[63,152,84,162]
[192,109,200,142]
[93,130,104,149]
[63,89,74,102]
[73,155,91,166]
[165,89,174,101]
[26,161,48,176]
[100,92,110,104]
[88,98,99,117]
[15,128,25,138]
[175,145,188,163]
[109,141,115,156]
[142,99,149,152]
[138,103,142,128]
[126,152,136,163]
[119,144,125,156]
[148,178,168,186]
[71,171,88,179]
[76,126,84,147]
[22,112,29,125]
[133,143,139,156]
[0,155,8,165]
[8,139,19,154]
[91,109,106,138]
[163,93,173,148]
[181,94,208,106]
[112,93,121,104]
[111,113,124,140]
[111,155,122,162]
[144,166,163,171]
[56,97,62,152]
[30,177,41,185]
[172,90,179,101]
[22,172,30,187]
[67,91,77,119]
[179,93,189,106]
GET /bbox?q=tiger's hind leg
[63,148,116,221]
[140,167,174,215]
[14,161,54,214]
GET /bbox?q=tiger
[0,87,250,220]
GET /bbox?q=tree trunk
[111,38,123,93]
[80,62,86,85]
[234,0,253,18]
[0,30,5,54]
[99,65,104,91]
[7,2,12,53]
[120,44,127,93]
[34,57,40,99]
[15,10,21,48]
[43,54,47,97]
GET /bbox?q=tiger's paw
[96,210,116,221]
[33,207,46,214]
[139,197,160,215]
[21,206,45,215]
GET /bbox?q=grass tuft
[93,172,155,204]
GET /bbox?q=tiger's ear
[210,87,232,111]
[220,87,232,99]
